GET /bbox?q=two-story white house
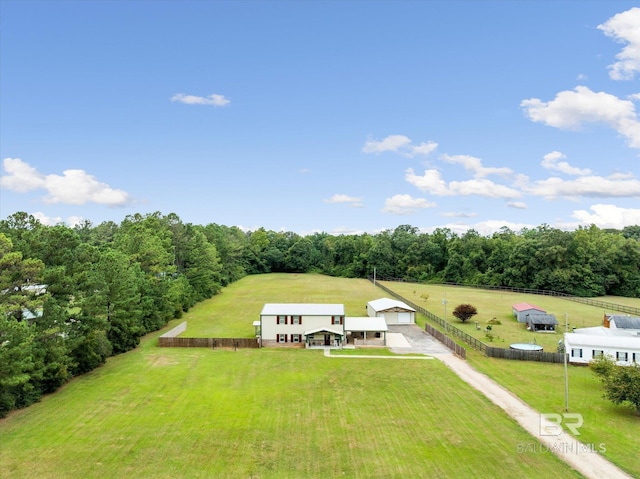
[258,303,346,348]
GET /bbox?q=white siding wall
[261,314,343,341]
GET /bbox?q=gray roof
[609,315,640,329]
[260,303,344,316]
[525,314,558,325]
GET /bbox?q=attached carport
[344,316,388,346]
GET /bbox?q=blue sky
[1,1,640,236]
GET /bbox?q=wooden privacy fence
[158,337,259,349]
[485,347,565,363]
[424,323,466,359]
[158,321,259,349]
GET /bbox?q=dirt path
[436,353,634,479]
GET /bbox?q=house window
[277,315,287,325]
[571,348,583,358]
[616,351,628,362]
[291,315,301,325]
[291,334,301,343]
[278,334,287,343]
[332,316,343,325]
[592,350,604,359]
[633,353,637,363]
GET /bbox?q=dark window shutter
[300,316,302,325]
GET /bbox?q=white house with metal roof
[259,303,346,348]
[564,326,640,365]
[366,298,416,325]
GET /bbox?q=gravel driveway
[385,324,633,479]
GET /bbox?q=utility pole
[564,312,569,412]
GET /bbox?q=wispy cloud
[382,194,435,215]
[362,135,437,158]
[541,151,592,176]
[441,211,477,218]
[405,168,521,199]
[1,158,133,206]
[170,93,230,106]
[441,154,513,178]
[323,194,364,208]
[598,7,640,81]
[527,173,640,199]
[507,201,527,209]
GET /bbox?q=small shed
[366,298,416,325]
[512,302,545,323]
[525,314,558,332]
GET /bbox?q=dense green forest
[1,210,639,417]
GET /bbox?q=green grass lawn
[379,282,640,352]
[0,274,582,478]
[183,273,380,337]
[466,350,640,478]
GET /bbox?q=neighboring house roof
[608,315,640,329]
[344,317,388,332]
[304,327,344,336]
[565,332,640,349]
[260,303,345,316]
[526,314,558,325]
[512,302,545,312]
[367,298,416,312]
[573,326,639,337]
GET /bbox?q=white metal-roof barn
[366,297,416,325]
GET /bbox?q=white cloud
[598,7,640,81]
[441,154,513,178]
[170,93,230,106]
[521,86,640,149]
[29,213,85,227]
[323,194,364,208]
[382,194,435,215]
[362,135,411,154]
[1,158,133,206]
[410,142,439,157]
[507,201,527,209]
[0,157,46,192]
[405,168,521,199]
[528,174,640,199]
[362,135,437,157]
[540,151,592,176]
[441,211,477,218]
[31,212,63,226]
[572,204,640,229]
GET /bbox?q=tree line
[1,211,639,417]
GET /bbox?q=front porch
[304,327,344,349]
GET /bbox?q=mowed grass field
[379,281,639,352]
[0,274,582,478]
[466,352,640,478]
